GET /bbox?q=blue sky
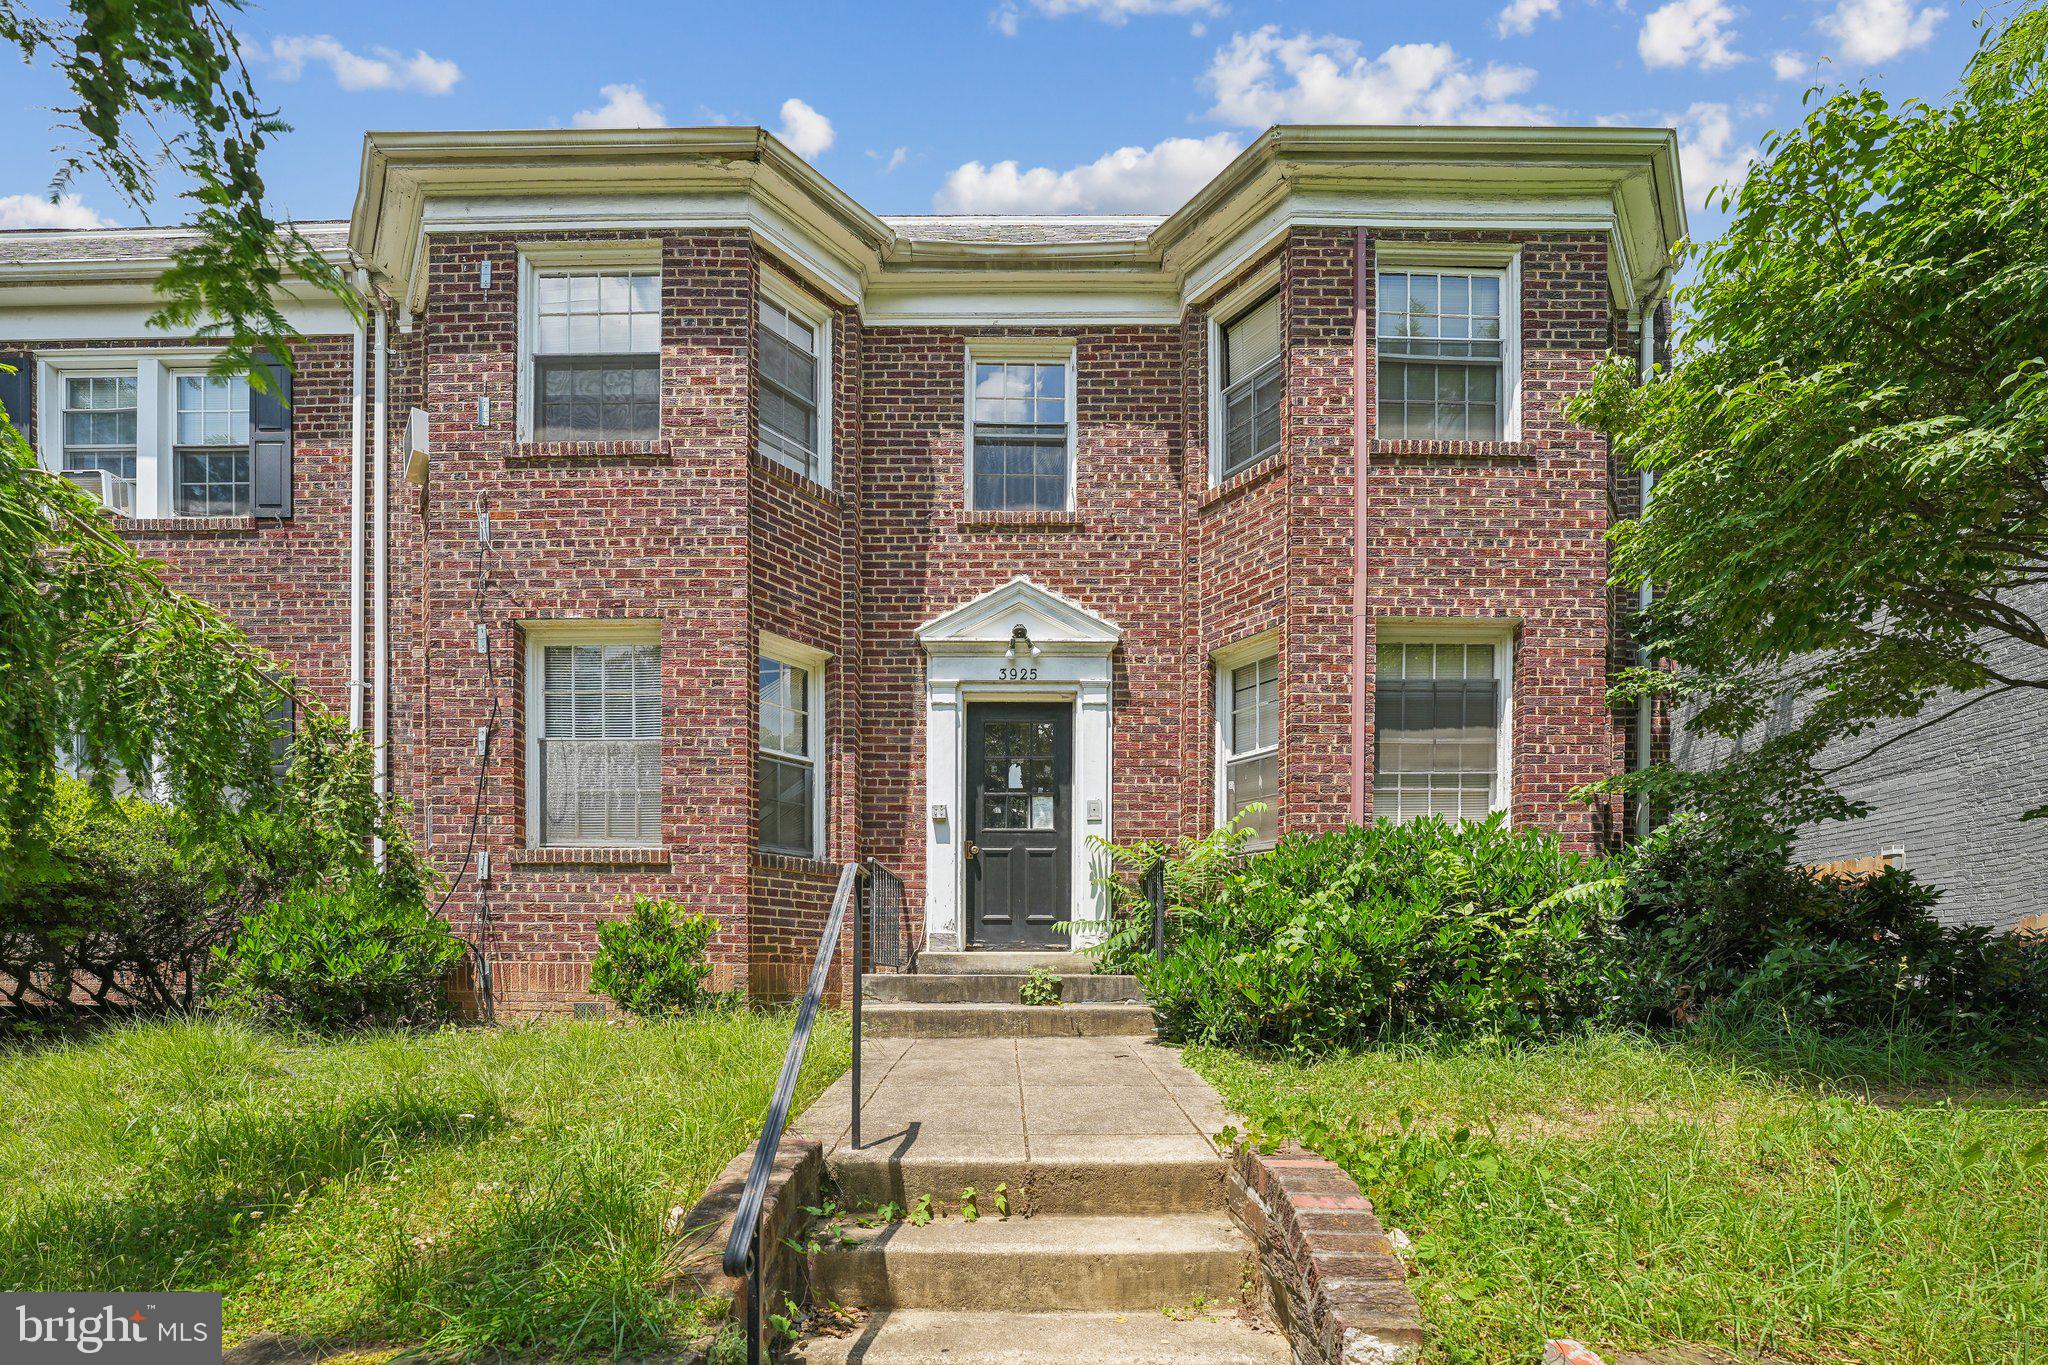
[0,0,1998,246]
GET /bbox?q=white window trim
[1212,629,1281,845]
[514,243,663,442]
[1373,248,1523,443]
[522,619,662,849]
[35,347,240,519]
[757,269,835,487]
[759,631,829,860]
[1205,264,1284,485]
[1373,619,1516,823]
[963,337,1078,514]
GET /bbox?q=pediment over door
[914,575,1123,655]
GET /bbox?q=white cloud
[869,146,911,173]
[263,34,460,95]
[0,192,112,230]
[1638,0,1744,70]
[935,132,1243,214]
[1771,49,1809,79]
[572,84,666,129]
[1204,27,1550,127]
[1675,101,1758,208]
[1496,0,1562,38]
[775,98,835,159]
[994,0,1223,34]
[1817,0,1942,64]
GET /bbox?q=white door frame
[915,576,1121,952]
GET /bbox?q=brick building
[0,125,1686,1014]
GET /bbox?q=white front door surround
[916,576,1122,953]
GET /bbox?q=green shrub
[1620,816,2048,1048]
[589,897,720,1017]
[0,778,226,1015]
[215,878,464,1031]
[1119,816,1624,1054]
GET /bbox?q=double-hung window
[968,351,1072,513]
[529,630,662,847]
[1377,267,1512,441]
[1217,292,1282,478]
[172,373,252,516]
[1216,641,1279,845]
[758,290,829,482]
[60,375,139,483]
[1373,636,1510,824]
[531,268,661,442]
[758,641,825,857]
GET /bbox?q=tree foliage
[0,0,357,851]
[1573,7,2048,826]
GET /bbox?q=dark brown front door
[965,702,1072,949]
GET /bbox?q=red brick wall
[1356,230,1624,848]
[23,222,1638,1013]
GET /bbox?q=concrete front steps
[792,955,1285,1362]
[792,1310,1287,1365]
[863,951,1153,1038]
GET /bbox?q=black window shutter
[250,352,293,518]
[0,351,30,435]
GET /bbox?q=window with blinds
[1224,651,1280,844]
[1218,292,1282,478]
[532,269,661,442]
[1376,269,1507,441]
[759,294,824,481]
[758,655,819,856]
[1373,639,1505,824]
[536,640,662,846]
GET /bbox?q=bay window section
[531,634,663,847]
[1219,648,1279,845]
[531,268,660,442]
[1373,637,1508,824]
[758,293,826,482]
[1376,268,1508,441]
[758,649,823,857]
[1218,292,1282,478]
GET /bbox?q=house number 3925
[997,665,1039,681]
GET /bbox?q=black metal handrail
[724,860,865,1365]
[1145,859,1168,959]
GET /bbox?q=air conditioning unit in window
[60,468,136,517]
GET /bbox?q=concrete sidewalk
[794,1034,1234,1160]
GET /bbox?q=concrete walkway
[797,1035,1233,1162]
[787,961,1286,1362]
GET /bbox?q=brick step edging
[1225,1143,1429,1364]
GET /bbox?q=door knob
[963,841,980,860]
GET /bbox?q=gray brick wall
[1674,583,2048,931]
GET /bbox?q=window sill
[507,846,672,868]
[752,851,839,876]
[1368,439,1533,462]
[507,439,673,464]
[751,454,839,506]
[956,509,1085,532]
[121,515,263,534]
[1199,452,1286,512]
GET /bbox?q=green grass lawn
[1190,1029,2048,1365]
[0,1012,848,1360]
